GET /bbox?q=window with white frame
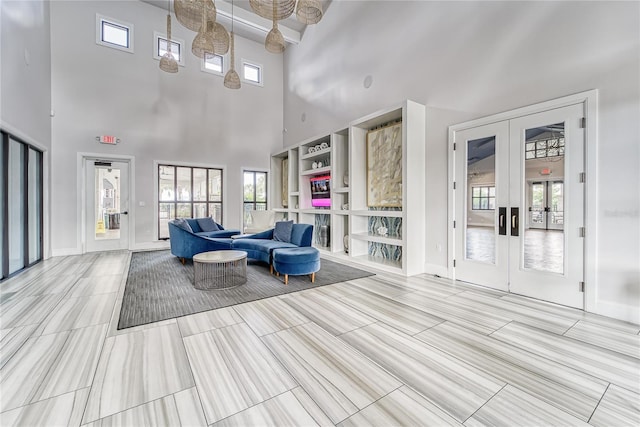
[96,14,134,53]
[153,32,184,66]
[242,60,263,86]
[202,53,225,75]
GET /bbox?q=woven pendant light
[159,13,178,73]
[191,0,214,58]
[208,20,230,55]
[224,1,240,89]
[296,0,323,24]
[249,0,295,21]
[265,1,285,53]
[174,0,216,32]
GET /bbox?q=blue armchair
[232,223,314,266]
[168,219,240,263]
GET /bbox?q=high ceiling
[140,0,332,46]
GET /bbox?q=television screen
[310,175,331,207]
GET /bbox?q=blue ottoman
[272,247,321,285]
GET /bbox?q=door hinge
[579,172,586,183]
[580,117,586,128]
[453,143,457,151]
[579,281,585,292]
[579,227,585,238]
[453,181,457,190]
[453,259,456,268]
[453,220,456,229]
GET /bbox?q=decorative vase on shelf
[319,225,330,247]
[312,161,318,169]
[377,226,389,237]
[343,235,349,253]
[343,173,349,187]
[320,142,328,149]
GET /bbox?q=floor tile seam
[0,325,38,370]
[230,302,313,337]
[461,383,508,424]
[82,385,196,425]
[413,328,609,410]
[336,384,403,425]
[169,339,208,427]
[586,382,611,424]
[560,318,581,337]
[177,316,247,338]
[36,304,116,338]
[562,331,640,361]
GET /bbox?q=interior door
[454,121,510,291]
[529,181,547,229]
[85,159,130,252]
[509,104,584,308]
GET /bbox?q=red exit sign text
[97,135,119,145]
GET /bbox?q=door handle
[511,207,519,236]
[120,211,128,215]
[498,207,507,235]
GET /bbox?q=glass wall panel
[28,149,42,263]
[0,139,4,279]
[8,139,25,274]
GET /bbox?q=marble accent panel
[234,298,309,336]
[35,293,116,335]
[492,322,640,393]
[0,324,38,369]
[183,323,296,424]
[83,323,194,423]
[0,294,64,328]
[263,322,402,424]
[176,306,244,337]
[341,322,504,422]
[367,242,402,263]
[282,290,376,336]
[212,390,324,427]
[392,291,510,335]
[339,386,462,427]
[465,385,590,427]
[32,324,108,402]
[448,291,577,334]
[68,274,122,298]
[416,322,608,420]
[0,387,89,427]
[173,387,208,427]
[564,320,640,359]
[0,331,69,412]
[589,385,640,427]
[339,291,443,335]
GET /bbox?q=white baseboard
[591,299,640,325]
[424,263,450,278]
[51,247,82,257]
[132,241,170,251]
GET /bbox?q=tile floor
[0,251,638,426]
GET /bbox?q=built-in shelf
[333,187,349,193]
[301,166,331,176]
[301,208,331,214]
[350,210,403,217]
[351,232,402,245]
[333,210,349,216]
[290,191,299,196]
[272,208,288,213]
[301,147,331,160]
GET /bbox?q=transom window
[158,165,223,239]
[242,60,263,86]
[203,53,224,75]
[471,185,495,210]
[154,32,184,65]
[525,137,565,160]
[96,14,134,53]
[243,171,267,228]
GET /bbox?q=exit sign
[97,135,120,145]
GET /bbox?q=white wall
[50,0,284,253]
[283,1,640,322]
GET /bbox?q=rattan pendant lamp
[264,1,285,53]
[209,19,230,54]
[191,0,215,58]
[296,0,323,24]
[159,3,178,73]
[174,0,216,32]
[249,0,295,20]
[224,0,241,89]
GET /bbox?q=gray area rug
[118,250,374,329]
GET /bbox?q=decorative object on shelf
[320,142,328,150]
[343,173,349,187]
[282,157,288,207]
[175,0,216,32]
[342,203,349,210]
[308,146,315,154]
[315,144,321,151]
[376,226,389,237]
[343,235,349,253]
[367,121,403,207]
[319,225,329,247]
[224,1,240,89]
[159,4,179,73]
[312,161,318,169]
[296,0,323,24]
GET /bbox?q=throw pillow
[173,218,193,233]
[197,217,219,232]
[273,220,294,243]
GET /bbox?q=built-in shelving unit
[270,100,426,275]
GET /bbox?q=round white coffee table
[193,250,248,290]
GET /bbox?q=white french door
[85,159,130,252]
[454,103,585,308]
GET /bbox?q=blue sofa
[168,219,239,263]
[232,224,314,266]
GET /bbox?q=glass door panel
[94,167,121,241]
[8,140,25,274]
